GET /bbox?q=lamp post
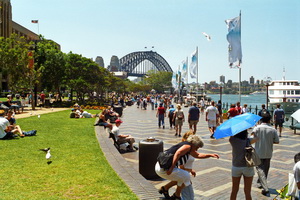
[266,82,269,110]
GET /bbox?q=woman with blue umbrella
[230,129,259,200]
[213,113,261,200]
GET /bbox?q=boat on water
[250,91,266,95]
[268,79,300,117]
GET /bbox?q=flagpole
[239,11,242,103]
[186,56,188,85]
[196,46,199,92]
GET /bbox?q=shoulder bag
[157,151,174,170]
[245,139,261,167]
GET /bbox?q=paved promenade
[98,103,300,200]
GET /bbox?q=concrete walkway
[97,103,300,200]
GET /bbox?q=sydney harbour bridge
[107,51,173,77]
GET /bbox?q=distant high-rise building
[249,76,254,84]
[256,80,260,85]
[95,56,104,68]
[220,75,225,83]
[227,79,233,88]
[110,55,120,72]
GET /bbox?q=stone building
[0,0,40,92]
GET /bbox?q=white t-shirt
[112,125,120,140]
[81,111,92,118]
[205,106,219,120]
[294,161,300,186]
[184,155,195,169]
[0,117,9,139]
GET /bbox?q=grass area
[0,110,138,200]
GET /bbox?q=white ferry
[268,79,300,115]
[250,91,266,95]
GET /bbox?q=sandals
[170,193,181,200]
[158,186,170,199]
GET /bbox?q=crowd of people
[119,94,292,200]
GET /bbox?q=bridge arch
[108,51,173,77]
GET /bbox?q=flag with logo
[190,49,197,79]
[181,59,187,83]
[172,72,178,89]
[31,20,39,23]
[225,12,242,68]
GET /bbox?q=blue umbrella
[214,113,262,139]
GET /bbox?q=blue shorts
[232,166,254,177]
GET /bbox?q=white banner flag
[172,72,177,89]
[190,49,197,79]
[225,13,242,68]
[181,59,187,83]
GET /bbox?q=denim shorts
[232,166,254,177]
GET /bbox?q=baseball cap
[115,119,123,124]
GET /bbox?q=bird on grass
[39,147,52,164]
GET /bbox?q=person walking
[205,101,219,138]
[229,130,259,200]
[216,100,223,124]
[273,104,285,137]
[173,104,185,137]
[188,102,200,134]
[156,103,166,129]
[252,112,280,196]
[168,105,176,129]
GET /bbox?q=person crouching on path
[155,135,219,200]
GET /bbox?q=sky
[11,0,300,84]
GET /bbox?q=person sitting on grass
[94,109,113,130]
[5,110,25,137]
[0,110,18,139]
[79,109,98,118]
[5,110,37,137]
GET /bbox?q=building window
[287,90,290,95]
[291,90,295,95]
[283,90,286,95]
[296,90,300,95]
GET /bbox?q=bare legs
[230,176,253,200]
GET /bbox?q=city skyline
[11,0,300,83]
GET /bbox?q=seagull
[202,32,211,41]
[39,147,50,152]
[40,148,52,163]
[46,149,51,160]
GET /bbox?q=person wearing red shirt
[227,104,239,119]
[156,103,166,128]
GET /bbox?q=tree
[37,39,66,95]
[144,70,172,93]
[0,34,33,92]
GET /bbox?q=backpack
[177,112,184,120]
[168,109,174,117]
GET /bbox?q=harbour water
[209,94,267,113]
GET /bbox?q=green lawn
[0,110,138,200]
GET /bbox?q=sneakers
[210,134,215,139]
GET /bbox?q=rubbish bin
[113,105,123,117]
[44,99,51,108]
[139,137,163,180]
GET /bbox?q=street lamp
[264,76,272,110]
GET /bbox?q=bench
[290,124,300,134]
[108,131,127,153]
[1,101,28,113]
